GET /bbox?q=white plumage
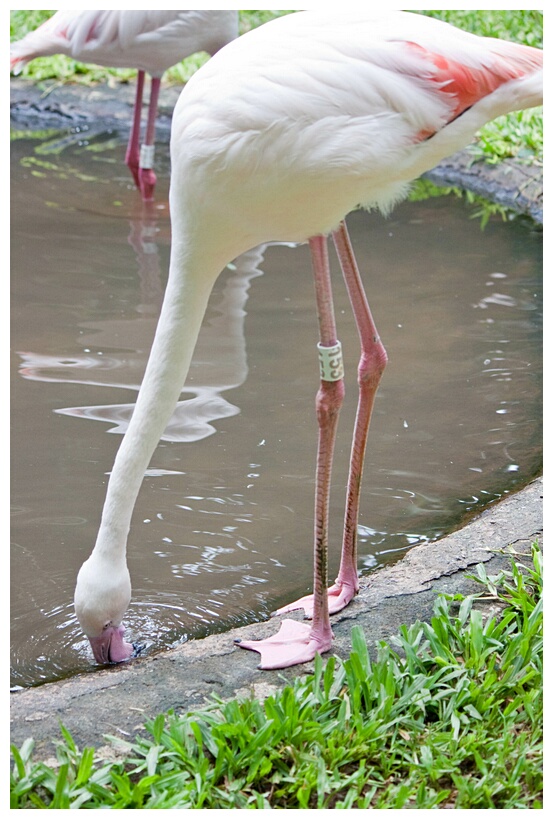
[70,11,542,669]
[170,11,541,244]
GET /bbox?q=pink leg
[236,235,341,668]
[138,76,160,202]
[332,220,388,595]
[276,220,387,618]
[125,70,144,188]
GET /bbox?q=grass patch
[11,544,542,809]
[419,9,542,48]
[470,108,543,166]
[408,179,534,229]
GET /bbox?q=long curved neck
[93,235,228,559]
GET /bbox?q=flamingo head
[88,623,134,665]
[74,551,134,665]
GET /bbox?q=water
[10,127,542,688]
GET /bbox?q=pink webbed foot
[235,618,333,670]
[274,579,358,619]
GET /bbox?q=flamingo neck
[92,234,230,561]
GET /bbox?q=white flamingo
[72,11,542,669]
[10,10,239,200]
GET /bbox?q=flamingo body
[10,10,239,200]
[170,11,541,247]
[73,11,542,668]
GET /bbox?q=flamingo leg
[275,219,387,618]
[125,70,145,188]
[235,235,342,668]
[138,76,161,202]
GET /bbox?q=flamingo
[10,10,239,201]
[72,10,542,670]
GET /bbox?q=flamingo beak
[88,624,134,665]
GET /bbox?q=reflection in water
[18,215,266,443]
[10,128,542,687]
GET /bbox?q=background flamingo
[72,10,542,670]
[10,10,239,201]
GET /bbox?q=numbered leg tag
[318,341,344,382]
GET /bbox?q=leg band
[139,144,155,169]
[317,341,344,382]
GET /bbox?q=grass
[408,179,531,230]
[11,544,542,809]
[418,9,542,48]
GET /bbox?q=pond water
[10,127,542,688]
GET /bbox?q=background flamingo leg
[138,76,160,201]
[125,70,145,188]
